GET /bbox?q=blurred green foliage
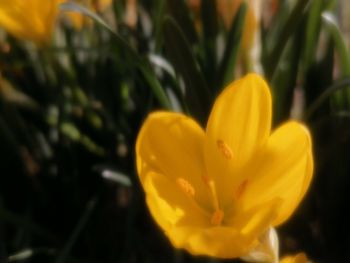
[1,0,350,262]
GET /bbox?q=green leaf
[322,12,350,75]
[60,2,171,109]
[60,2,113,33]
[163,17,211,124]
[322,12,350,109]
[272,23,304,124]
[201,0,218,42]
[60,122,105,155]
[217,2,247,89]
[0,205,55,241]
[166,0,198,45]
[303,38,334,118]
[303,0,323,69]
[266,0,311,80]
[80,135,105,156]
[54,197,97,263]
[148,54,188,110]
[154,0,166,53]
[201,0,218,89]
[304,78,350,120]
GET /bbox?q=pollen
[216,140,233,159]
[234,179,249,200]
[176,178,195,196]
[211,209,224,225]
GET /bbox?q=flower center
[176,178,195,196]
[211,209,224,225]
[216,140,233,159]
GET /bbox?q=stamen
[203,176,225,225]
[216,140,233,159]
[234,179,249,200]
[202,175,210,186]
[211,209,224,225]
[176,178,195,196]
[202,175,220,210]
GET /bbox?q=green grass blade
[54,197,97,263]
[154,0,166,53]
[272,24,304,124]
[60,2,171,109]
[304,78,350,120]
[322,12,350,75]
[166,0,198,45]
[303,0,323,69]
[322,12,350,109]
[201,0,218,90]
[163,17,211,123]
[0,206,55,241]
[217,2,247,89]
[266,0,311,80]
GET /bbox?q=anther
[234,179,249,200]
[202,175,210,186]
[216,140,233,159]
[176,178,195,196]
[211,209,224,225]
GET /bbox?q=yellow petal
[280,253,309,263]
[152,196,280,259]
[242,121,313,226]
[144,172,209,233]
[168,226,255,258]
[143,167,264,259]
[205,73,272,207]
[230,198,281,237]
[136,111,212,210]
[167,199,280,259]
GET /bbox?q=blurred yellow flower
[136,73,313,258]
[124,0,137,29]
[0,0,63,44]
[280,253,309,263]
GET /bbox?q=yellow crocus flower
[280,253,309,263]
[0,0,63,44]
[136,73,313,258]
